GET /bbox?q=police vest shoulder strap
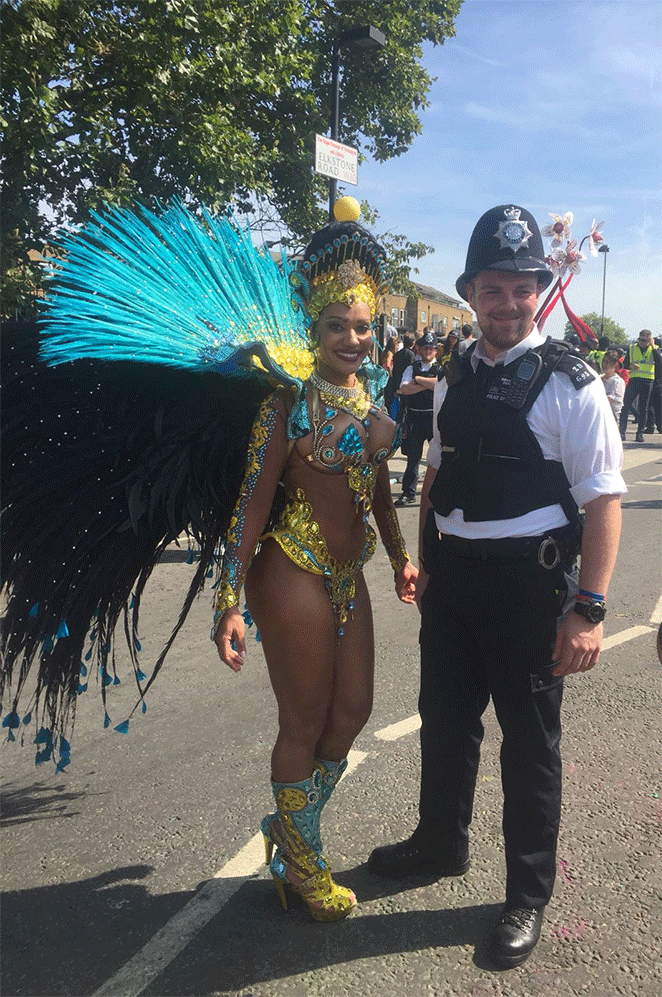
[542,338,595,390]
[444,345,474,387]
[519,338,591,417]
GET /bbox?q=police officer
[368,205,625,967]
[395,331,440,506]
[619,329,657,442]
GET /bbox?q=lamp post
[329,25,386,219]
[598,244,609,337]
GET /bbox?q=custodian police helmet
[456,204,553,301]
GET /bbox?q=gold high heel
[263,774,356,921]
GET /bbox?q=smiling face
[467,270,541,359]
[417,343,437,363]
[314,300,373,386]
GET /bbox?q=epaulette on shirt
[540,338,594,390]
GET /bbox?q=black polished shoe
[394,494,416,507]
[490,905,545,968]
[635,431,645,443]
[367,836,470,878]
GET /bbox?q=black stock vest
[407,360,440,411]
[428,339,591,523]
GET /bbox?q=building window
[453,317,460,330]
[420,309,427,323]
[441,317,447,329]
[399,309,407,326]
[391,308,399,324]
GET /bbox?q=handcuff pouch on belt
[421,508,583,573]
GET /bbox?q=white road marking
[650,594,662,626]
[375,713,421,741]
[92,749,367,997]
[622,450,662,471]
[602,625,655,649]
[373,624,655,747]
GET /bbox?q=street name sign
[315,134,358,186]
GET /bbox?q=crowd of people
[381,324,661,471]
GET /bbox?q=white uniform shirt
[427,327,626,539]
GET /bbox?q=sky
[348,0,661,340]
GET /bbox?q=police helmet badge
[494,207,533,253]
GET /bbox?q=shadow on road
[0,864,201,997]
[142,870,504,996]
[157,548,200,563]
[1,781,86,827]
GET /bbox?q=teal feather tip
[41,200,311,375]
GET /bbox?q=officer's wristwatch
[573,599,607,623]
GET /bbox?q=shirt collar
[471,324,545,370]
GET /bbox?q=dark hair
[461,324,473,337]
[402,333,415,349]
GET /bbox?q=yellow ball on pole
[333,197,361,222]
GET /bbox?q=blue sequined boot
[261,757,347,860]
[262,768,355,921]
[314,756,348,811]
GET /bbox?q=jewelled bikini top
[298,372,399,514]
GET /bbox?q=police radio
[486,350,544,409]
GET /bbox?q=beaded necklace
[309,370,371,420]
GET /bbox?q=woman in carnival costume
[212,217,417,921]
[1,199,416,922]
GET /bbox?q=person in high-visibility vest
[619,329,657,442]
[644,336,662,434]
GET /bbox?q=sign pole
[329,39,341,219]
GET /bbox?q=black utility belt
[435,528,576,568]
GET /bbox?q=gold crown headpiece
[292,222,388,324]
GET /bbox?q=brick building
[380,282,473,341]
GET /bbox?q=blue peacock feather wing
[42,200,315,386]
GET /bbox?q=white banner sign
[314,134,358,186]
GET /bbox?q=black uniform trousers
[401,408,433,498]
[645,381,661,432]
[416,537,570,909]
[619,377,653,436]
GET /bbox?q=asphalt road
[2,439,661,997]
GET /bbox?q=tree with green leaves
[563,313,627,345]
[2,0,461,311]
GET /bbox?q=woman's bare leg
[315,571,375,761]
[245,541,337,783]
